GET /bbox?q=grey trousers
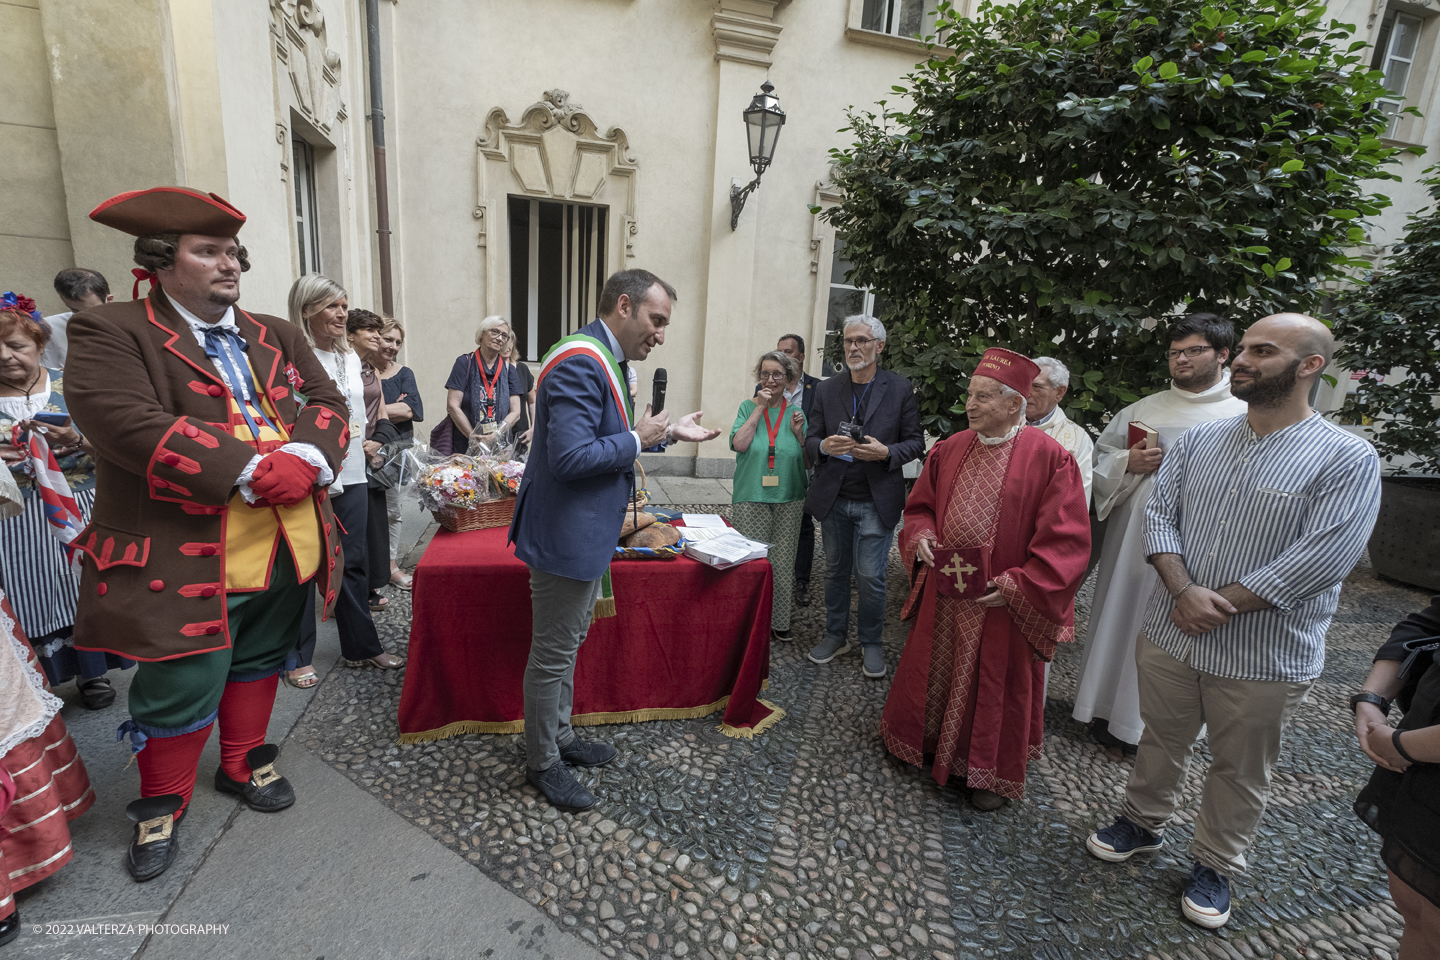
[524,566,602,772]
[1120,634,1312,877]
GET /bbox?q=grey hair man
[803,315,924,679]
[1027,357,1093,507]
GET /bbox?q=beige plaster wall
[389,0,922,467]
[1,0,72,315]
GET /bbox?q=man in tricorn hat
[880,348,1090,812]
[64,187,350,881]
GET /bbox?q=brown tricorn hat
[89,186,246,237]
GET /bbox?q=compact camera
[837,420,866,442]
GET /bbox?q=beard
[207,286,240,308]
[1231,358,1301,408]
[1172,358,1221,390]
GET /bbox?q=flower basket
[434,496,515,533]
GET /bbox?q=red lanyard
[762,405,783,470]
[475,351,503,413]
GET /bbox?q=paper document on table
[679,526,731,542]
[681,513,727,528]
[683,531,769,569]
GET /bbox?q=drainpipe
[364,0,394,316]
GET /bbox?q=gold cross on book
[940,555,977,594]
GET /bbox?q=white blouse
[312,348,367,488]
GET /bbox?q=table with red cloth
[397,525,783,743]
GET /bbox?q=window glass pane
[1382,58,1412,97]
[861,0,889,32]
[1391,14,1421,60]
[894,0,936,37]
[537,201,565,355]
[508,197,530,356]
[831,237,856,286]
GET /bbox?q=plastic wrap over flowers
[413,454,494,512]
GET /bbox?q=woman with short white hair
[444,316,524,452]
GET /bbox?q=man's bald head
[1252,312,1334,369]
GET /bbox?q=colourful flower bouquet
[488,459,525,495]
[414,455,493,512]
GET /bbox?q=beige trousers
[1119,634,1312,878]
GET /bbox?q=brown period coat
[64,288,350,662]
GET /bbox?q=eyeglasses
[759,371,789,382]
[843,337,880,348]
[1166,345,1214,360]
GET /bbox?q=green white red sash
[536,334,632,430]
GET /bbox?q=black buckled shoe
[124,794,183,882]
[526,763,596,813]
[77,676,117,710]
[214,744,295,813]
[0,908,20,946]
[558,737,617,768]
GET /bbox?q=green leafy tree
[823,0,1401,435]
[1333,168,1440,475]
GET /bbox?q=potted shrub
[1333,167,1440,590]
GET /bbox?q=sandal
[389,569,413,591]
[369,593,388,612]
[346,653,405,670]
[77,676,116,710]
[284,668,320,689]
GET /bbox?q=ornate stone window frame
[473,90,639,319]
[807,179,847,378]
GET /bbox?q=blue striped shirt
[1142,412,1381,682]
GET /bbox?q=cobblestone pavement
[293,506,1429,960]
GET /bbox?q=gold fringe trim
[719,700,785,740]
[396,692,784,744]
[591,596,617,620]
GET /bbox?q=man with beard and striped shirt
[1084,313,1382,930]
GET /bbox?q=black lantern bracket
[730,80,786,231]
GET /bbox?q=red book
[1127,420,1159,450]
[931,545,992,599]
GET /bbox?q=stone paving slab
[297,505,1431,960]
[648,479,731,505]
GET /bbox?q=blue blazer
[509,319,637,581]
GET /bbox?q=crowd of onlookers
[0,268,1434,954]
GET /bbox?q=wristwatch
[1349,691,1392,716]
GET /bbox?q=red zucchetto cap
[89,186,246,237]
[972,347,1041,398]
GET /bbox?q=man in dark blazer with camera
[804,315,924,679]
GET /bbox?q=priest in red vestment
[881,348,1090,811]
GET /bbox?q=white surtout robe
[1070,373,1248,744]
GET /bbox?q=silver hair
[287,274,350,352]
[996,381,1028,420]
[753,350,801,385]
[475,315,512,346]
[1032,356,1070,389]
[842,314,886,344]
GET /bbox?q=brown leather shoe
[970,789,1008,812]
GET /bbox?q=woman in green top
[730,350,809,641]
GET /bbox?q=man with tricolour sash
[508,269,719,812]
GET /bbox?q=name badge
[762,475,780,487]
[350,420,364,439]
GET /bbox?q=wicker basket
[628,459,650,511]
[434,496,515,532]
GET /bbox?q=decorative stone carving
[711,0,782,66]
[270,0,345,132]
[473,89,642,314]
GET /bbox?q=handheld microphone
[651,368,667,416]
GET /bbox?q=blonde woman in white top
[282,276,402,687]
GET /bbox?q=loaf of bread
[619,511,656,539]
[622,523,681,549]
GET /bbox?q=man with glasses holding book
[803,315,923,679]
[1071,313,1247,753]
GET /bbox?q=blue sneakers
[1182,863,1232,929]
[1085,816,1164,862]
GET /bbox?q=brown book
[1128,420,1159,450]
[931,545,992,599]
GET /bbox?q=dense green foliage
[823,0,1401,435]
[1333,169,1440,475]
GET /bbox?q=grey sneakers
[807,637,886,679]
[862,645,886,679]
[807,635,851,664]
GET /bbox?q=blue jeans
[820,497,894,649]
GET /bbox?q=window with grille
[292,139,322,275]
[859,0,939,39]
[825,238,891,376]
[1372,10,1424,139]
[508,198,608,362]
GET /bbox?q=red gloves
[249,451,320,506]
